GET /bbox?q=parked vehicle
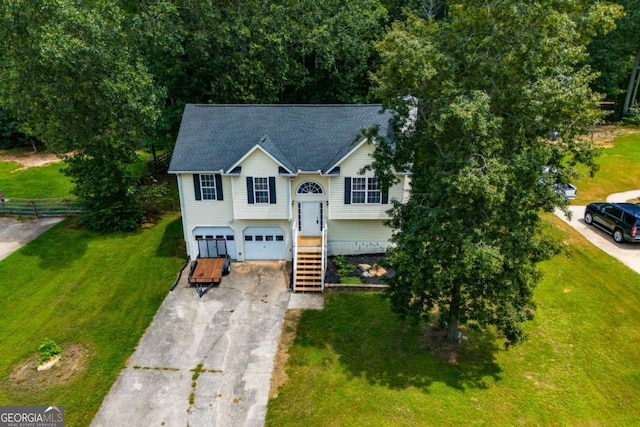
[584,202,640,243]
[542,167,577,200]
[558,183,577,200]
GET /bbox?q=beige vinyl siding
[178,173,235,258]
[233,149,289,220]
[329,140,405,220]
[327,219,393,255]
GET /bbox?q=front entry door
[299,201,322,236]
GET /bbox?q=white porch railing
[321,219,327,291]
[292,219,299,292]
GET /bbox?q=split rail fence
[0,193,83,218]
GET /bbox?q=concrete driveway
[91,261,301,427]
[555,204,640,275]
[0,217,64,261]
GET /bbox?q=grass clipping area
[0,215,185,427]
[267,215,640,426]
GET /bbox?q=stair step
[295,277,322,281]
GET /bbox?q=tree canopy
[369,1,621,346]
[0,0,632,236]
[0,1,166,230]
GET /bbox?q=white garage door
[192,227,237,259]
[243,227,286,260]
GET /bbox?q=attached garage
[192,226,238,259]
[243,227,286,260]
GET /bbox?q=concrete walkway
[0,217,63,261]
[606,190,640,203]
[91,261,323,427]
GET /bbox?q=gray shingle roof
[168,104,393,174]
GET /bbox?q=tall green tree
[282,0,388,103]
[0,1,165,231]
[587,0,640,116]
[370,2,621,346]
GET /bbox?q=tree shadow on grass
[18,220,88,270]
[294,292,503,392]
[155,216,185,258]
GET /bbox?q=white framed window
[351,177,381,204]
[254,177,270,204]
[297,181,324,194]
[200,174,217,200]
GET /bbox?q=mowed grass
[573,130,640,203]
[267,215,640,426]
[0,161,73,198]
[0,215,185,426]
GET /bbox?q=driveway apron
[555,206,640,275]
[91,261,291,427]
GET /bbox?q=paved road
[555,204,640,275]
[91,261,323,427]
[0,217,63,261]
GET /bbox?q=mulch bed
[325,253,392,285]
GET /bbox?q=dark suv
[584,202,640,243]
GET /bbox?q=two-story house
[168,104,409,291]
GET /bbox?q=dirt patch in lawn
[582,125,640,147]
[8,344,89,389]
[0,149,62,170]
[270,309,301,399]
[421,325,461,364]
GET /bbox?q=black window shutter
[193,174,202,201]
[344,177,351,204]
[246,177,254,204]
[215,174,223,201]
[382,187,389,204]
[269,176,276,204]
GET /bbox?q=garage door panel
[193,227,237,259]
[243,227,286,260]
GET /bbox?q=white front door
[299,202,322,236]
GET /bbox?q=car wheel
[613,228,624,243]
[585,212,593,225]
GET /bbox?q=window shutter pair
[193,174,223,201]
[246,176,277,204]
[344,177,388,204]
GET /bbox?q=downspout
[176,174,189,257]
[172,174,189,291]
[170,255,189,291]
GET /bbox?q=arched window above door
[297,181,324,195]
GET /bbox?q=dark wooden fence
[151,152,172,174]
[0,196,84,217]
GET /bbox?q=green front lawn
[0,161,73,198]
[573,130,640,203]
[0,215,185,426]
[267,214,640,425]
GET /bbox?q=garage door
[192,227,237,259]
[243,227,286,260]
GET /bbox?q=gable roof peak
[168,104,394,174]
